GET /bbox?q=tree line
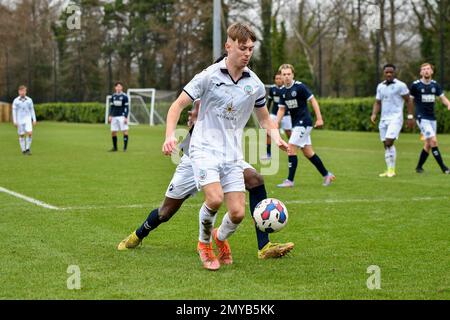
[0,0,448,103]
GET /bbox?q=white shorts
[165,155,198,199]
[111,116,129,132]
[289,126,313,148]
[17,119,32,135]
[190,150,245,194]
[165,156,254,199]
[379,119,403,141]
[417,119,437,139]
[270,114,293,131]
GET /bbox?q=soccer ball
[253,198,288,233]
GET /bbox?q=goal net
[105,89,178,126]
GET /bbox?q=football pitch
[0,121,449,300]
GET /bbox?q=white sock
[198,203,218,244]
[19,137,26,152]
[217,212,240,242]
[384,148,391,169]
[26,136,32,150]
[389,146,396,169]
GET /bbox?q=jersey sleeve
[278,91,286,108]
[12,100,17,124]
[183,70,209,101]
[123,95,129,117]
[375,84,382,100]
[436,83,444,97]
[399,82,409,96]
[254,83,267,108]
[266,88,273,109]
[30,99,36,122]
[300,84,314,101]
[409,83,417,98]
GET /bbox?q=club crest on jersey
[198,169,207,182]
[431,87,436,94]
[291,91,297,98]
[244,85,253,95]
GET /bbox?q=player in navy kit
[108,82,129,152]
[263,72,292,160]
[276,64,335,188]
[410,63,450,174]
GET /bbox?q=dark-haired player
[276,64,335,188]
[108,82,129,152]
[371,64,414,177]
[410,63,450,174]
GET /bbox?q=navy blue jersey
[267,85,289,116]
[109,93,129,117]
[410,80,443,121]
[279,81,314,127]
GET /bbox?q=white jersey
[183,58,266,162]
[12,96,36,124]
[376,79,409,121]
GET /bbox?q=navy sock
[308,154,328,177]
[417,149,429,169]
[248,184,270,250]
[266,144,271,157]
[124,135,128,150]
[288,155,298,182]
[112,136,117,150]
[136,208,162,239]
[431,147,448,172]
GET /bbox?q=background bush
[34,95,450,133]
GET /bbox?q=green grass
[0,121,449,300]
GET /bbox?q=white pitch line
[0,186,60,210]
[55,195,450,211]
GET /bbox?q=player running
[162,23,288,270]
[371,64,414,178]
[276,64,335,188]
[108,82,129,152]
[117,101,294,260]
[12,85,36,155]
[262,71,292,160]
[410,63,450,174]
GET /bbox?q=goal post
[105,88,159,126]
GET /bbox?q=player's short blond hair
[227,23,256,43]
[420,63,434,71]
[18,85,27,90]
[278,64,295,75]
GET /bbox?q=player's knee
[384,140,394,148]
[228,210,245,224]
[205,194,223,210]
[429,138,438,148]
[158,207,174,222]
[244,169,264,189]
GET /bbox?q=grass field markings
[0,186,60,210]
[56,195,449,211]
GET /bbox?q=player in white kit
[371,64,414,177]
[162,23,288,271]
[12,85,36,155]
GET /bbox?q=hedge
[34,96,450,133]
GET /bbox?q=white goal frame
[105,88,161,126]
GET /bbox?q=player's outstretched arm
[12,102,17,127]
[309,97,323,128]
[163,91,192,156]
[371,100,381,124]
[440,94,450,111]
[275,105,286,128]
[255,106,288,152]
